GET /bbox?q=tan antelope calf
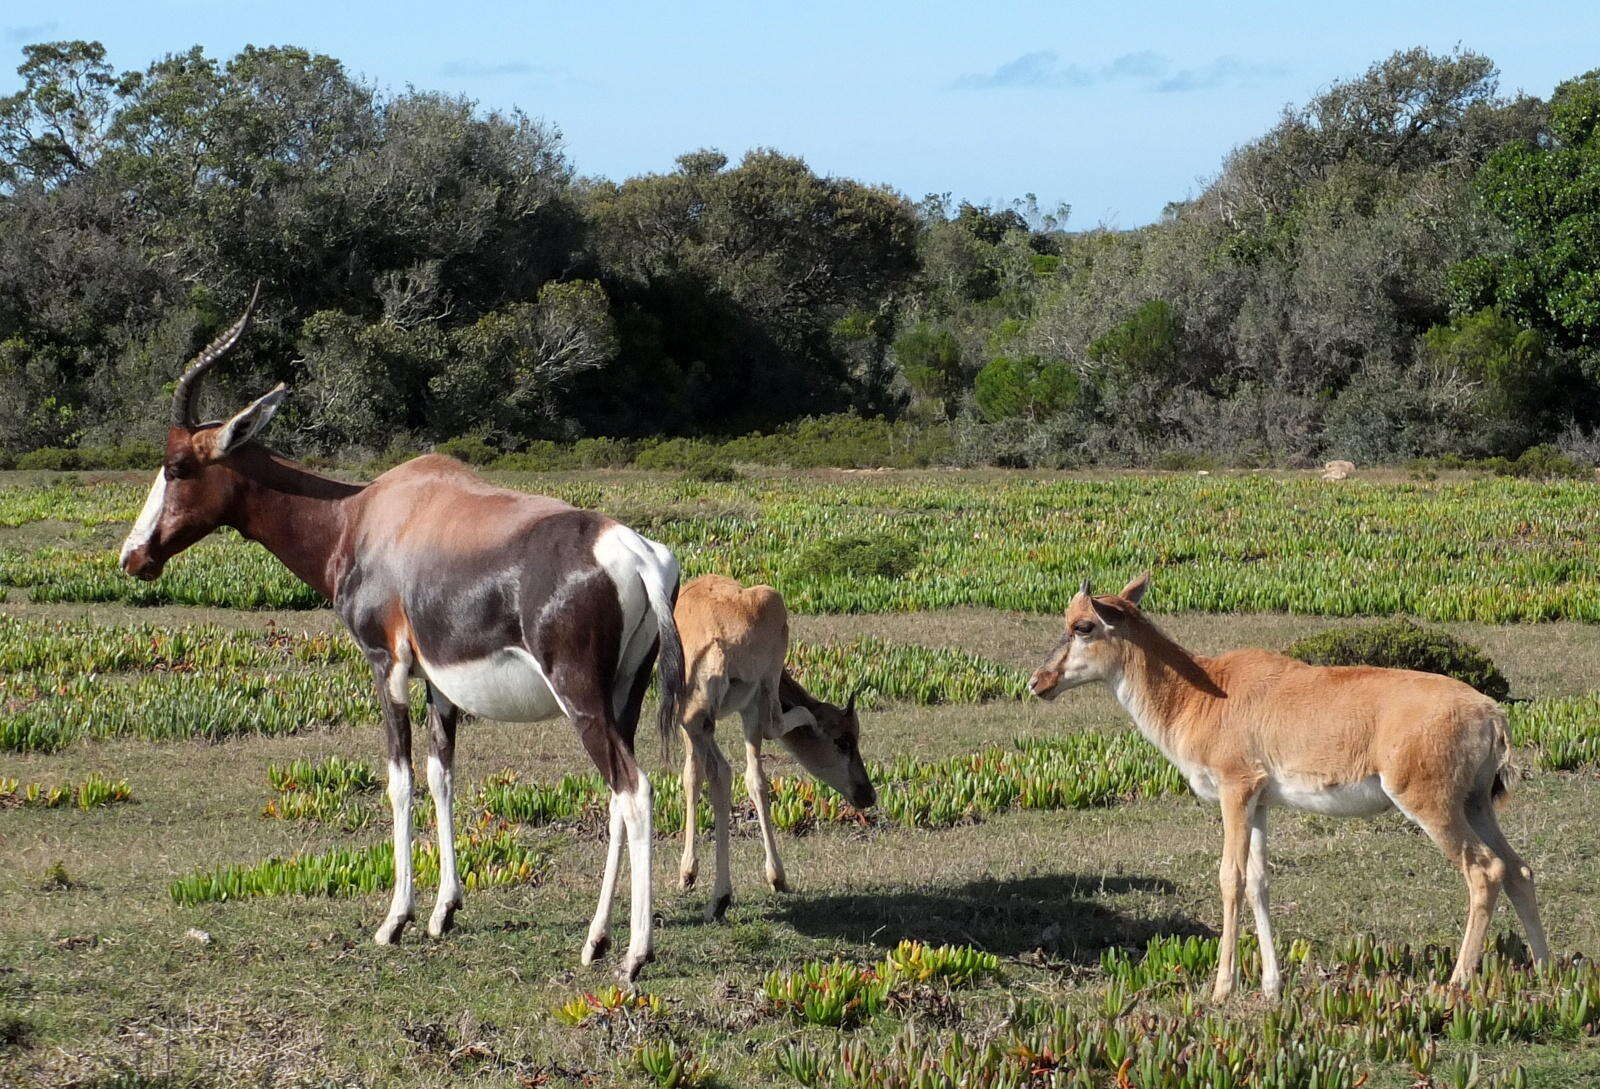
[1029,574,1549,1000]
[674,575,876,919]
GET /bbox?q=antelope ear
[214,384,287,457]
[1120,572,1150,605]
[1089,595,1126,628]
[775,705,817,736]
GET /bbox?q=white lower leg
[584,796,625,963]
[679,745,700,888]
[1247,814,1279,996]
[375,759,414,944]
[619,774,654,981]
[745,742,786,891]
[426,754,462,937]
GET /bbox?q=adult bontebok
[674,574,875,919]
[118,292,683,981]
[1028,574,1548,1000]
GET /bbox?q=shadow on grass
[773,872,1204,960]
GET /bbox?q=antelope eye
[1071,621,1095,636]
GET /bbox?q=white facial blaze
[119,470,168,566]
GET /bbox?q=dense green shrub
[892,325,965,416]
[433,434,498,465]
[722,415,952,468]
[973,354,1080,421]
[15,448,80,471]
[1152,450,1222,471]
[680,458,738,482]
[15,443,162,471]
[488,440,582,472]
[570,436,636,468]
[1483,445,1588,481]
[791,533,917,581]
[633,437,722,472]
[1285,619,1510,700]
[1086,300,1184,385]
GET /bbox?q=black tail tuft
[653,576,685,767]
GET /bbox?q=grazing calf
[1029,574,1548,1000]
[673,575,875,919]
[117,292,683,981]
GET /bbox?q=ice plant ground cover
[6,470,1600,620]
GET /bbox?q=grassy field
[3,468,1600,1088]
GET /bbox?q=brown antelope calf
[1029,574,1549,1000]
[674,575,875,919]
[118,292,682,981]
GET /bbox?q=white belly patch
[1175,758,1220,802]
[421,647,564,723]
[1262,773,1393,817]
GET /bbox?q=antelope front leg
[743,735,788,893]
[425,685,464,937]
[1211,787,1255,1001]
[373,662,414,945]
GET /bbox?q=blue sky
[4,1,1597,226]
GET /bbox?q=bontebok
[118,290,684,981]
[1029,573,1548,1000]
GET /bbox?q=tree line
[1,40,1596,467]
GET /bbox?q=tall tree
[1450,70,1600,357]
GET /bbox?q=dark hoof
[373,914,412,945]
[616,955,649,984]
[428,903,460,938]
[581,933,610,965]
[707,892,732,922]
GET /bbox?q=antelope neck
[227,450,365,599]
[1105,618,1225,742]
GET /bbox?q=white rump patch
[420,646,564,723]
[119,470,167,565]
[592,524,677,713]
[1261,773,1393,818]
[591,525,654,638]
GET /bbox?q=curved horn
[172,282,261,428]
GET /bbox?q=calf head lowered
[775,672,876,809]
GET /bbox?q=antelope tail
[637,551,685,767]
[1489,708,1515,807]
